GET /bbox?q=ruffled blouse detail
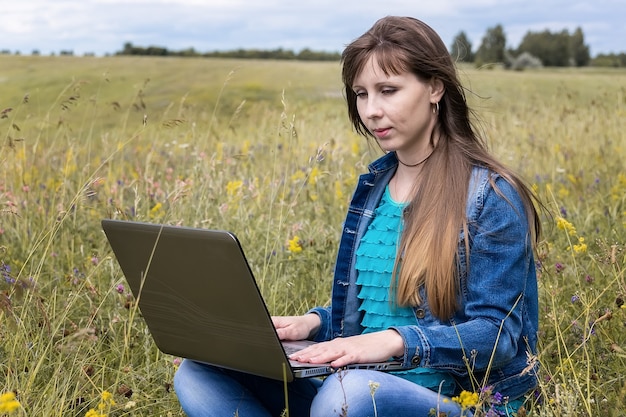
[355,185,456,395]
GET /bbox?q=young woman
[174,16,541,417]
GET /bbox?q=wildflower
[84,390,116,417]
[225,180,243,196]
[555,263,564,273]
[557,186,569,199]
[451,390,479,410]
[0,391,21,414]
[531,183,538,194]
[334,180,344,200]
[585,274,594,284]
[571,294,580,303]
[572,237,587,253]
[290,170,306,182]
[2,263,15,284]
[368,380,380,396]
[149,202,163,218]
[308,166,321,185]
[287,236,303,253]
[115,284,125,294]
[556,216,576,236]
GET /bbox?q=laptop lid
[101,219,413,381]
[101,219,298,381]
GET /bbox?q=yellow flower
[226,180,243,196]
[287,236,303,253]
[334,180,344,200]
[0,392,21,413]
[290,170,306,182]
[150,202,162,214]
[308,166,320,185]
[101,391,115,406]
[556,216,577,236]
[351,141,360,155]
[573,237,587,253]
[84,391,116,417]
[451,390,479,409]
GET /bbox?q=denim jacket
[309,151,539,400]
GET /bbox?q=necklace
[396,149,434,167]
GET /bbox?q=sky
[1,0,624,57]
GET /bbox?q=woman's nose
[362,97,383,119]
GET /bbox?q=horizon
[1,0,625,57]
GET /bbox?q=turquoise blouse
[355,185,456,396]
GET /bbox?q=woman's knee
[310,371,375,417]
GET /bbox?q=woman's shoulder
[467,165,526,218]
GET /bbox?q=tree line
[3,25,624,68]
[114,42,341,61]
[110,26,626,68]
[451,25,626,69]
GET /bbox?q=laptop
[101,219,411,381]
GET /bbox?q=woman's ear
[429,78,445,103]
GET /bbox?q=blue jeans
[174,359,467,417]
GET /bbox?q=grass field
[1,55,626,416]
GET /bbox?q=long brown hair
[342,16,541,320]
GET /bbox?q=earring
[432,102,440,114]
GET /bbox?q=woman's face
[352,56,442,161]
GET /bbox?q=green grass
[1,55,625,416]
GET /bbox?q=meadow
[0,54,625,416]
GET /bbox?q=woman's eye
[381,88,396,95]
[355,91,367,98]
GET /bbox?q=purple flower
[1,263,14,284]
[571,295,580,303]
[555,263,564,273]
[115,284,125,294]
[492,392,503,404]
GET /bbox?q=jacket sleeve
[307,306,332,342]
[391,176,534,373]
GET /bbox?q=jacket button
[415,309,425,319]
[411,356,421,365]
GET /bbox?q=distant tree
[121,42,134,55]
[475,25,506,66]
[570,27,590,66]
[517,28,590,67]
[31,49,40,56]
[450,31,473,62]
[591,53,626,67]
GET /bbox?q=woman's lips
[372,128,391,139]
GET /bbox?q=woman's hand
[288,330,405,368]
[272,314,321,341]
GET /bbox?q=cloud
[0,0,624,55]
